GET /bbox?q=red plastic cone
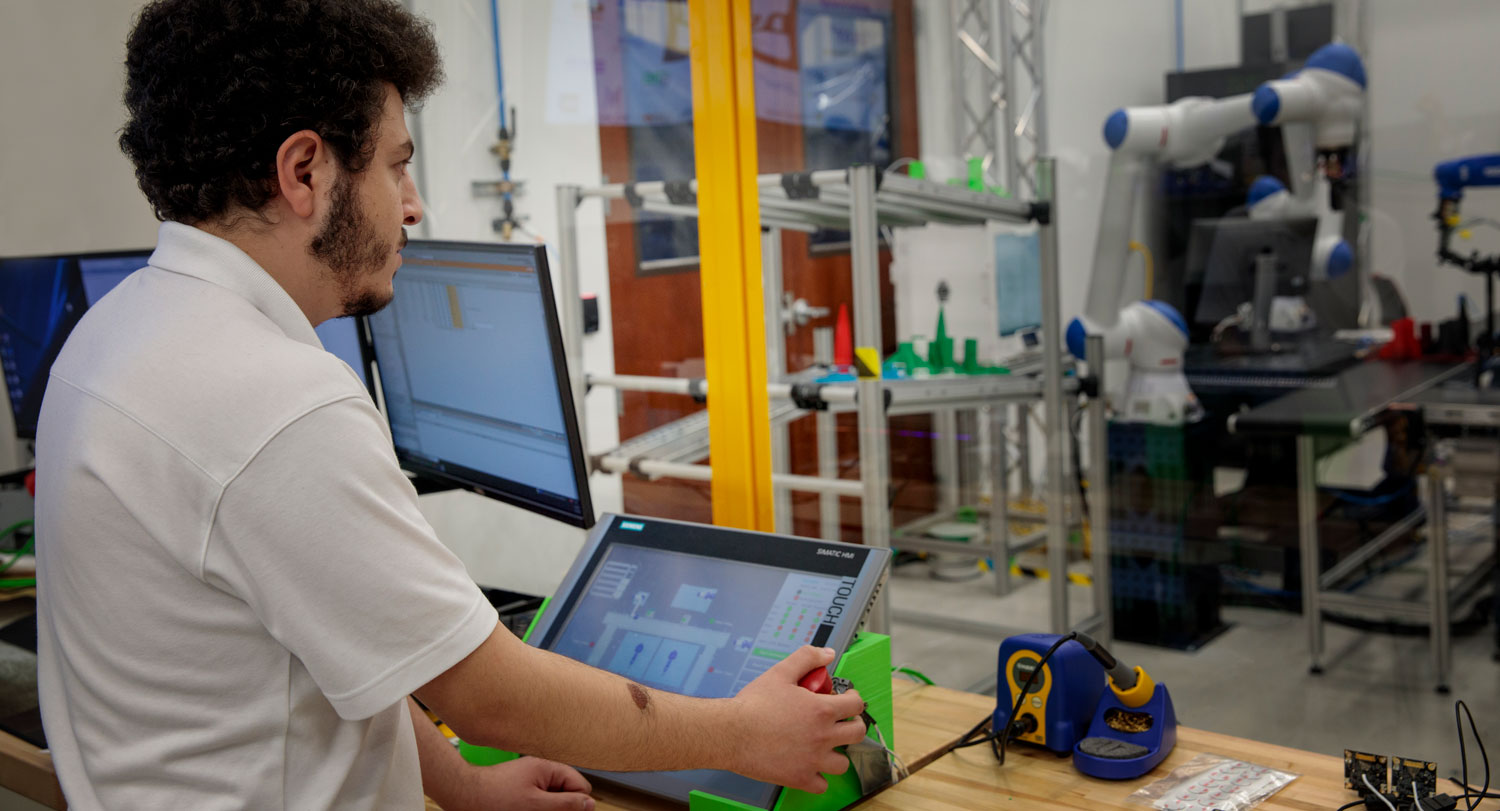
[834,303,853,367]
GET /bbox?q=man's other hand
[728,646,869,794]
[467,756,594,811]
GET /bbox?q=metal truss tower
[949,0,1047,199]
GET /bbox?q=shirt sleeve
[204,394,498,720]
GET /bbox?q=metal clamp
[781,172,820,200]
[623,183,644,210]
[790,382,829,411]
[1029,200,1052,225]
[1077,374,1100,399]
[687,378,708,404]
[664,180,696,206]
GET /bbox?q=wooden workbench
[9,679,1493,810]
[855,687,1500,811]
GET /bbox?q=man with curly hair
[32,1,868,809]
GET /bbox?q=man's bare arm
[407,697,596,811]
[407,697,475,810]
[415,623,867,794]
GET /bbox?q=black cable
[1069,405,1090,517]
[1454,700,1490,811]
[951,715,995,750]
[993,632,1077,766]
[1335,801,1364,811]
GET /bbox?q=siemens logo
[816,548,856,559]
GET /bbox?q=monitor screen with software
[366,239,593,528]
[0,250,371,440]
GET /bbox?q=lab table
[1395,384,1500,660]
[1229,359,1483,689]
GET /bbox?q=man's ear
[274,130,329,220]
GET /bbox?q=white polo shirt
[35,222,497,810]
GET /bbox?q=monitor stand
[407,471,461,496]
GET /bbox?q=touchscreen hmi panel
[531,514,890,808]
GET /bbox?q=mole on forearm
[628,682,650,712]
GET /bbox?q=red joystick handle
[798,666,833,694]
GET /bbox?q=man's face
[309,85,423,318]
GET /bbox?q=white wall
[0,2,160,254]
[1044,1,1186,324]
[0,0,161,471]
[1364,0,1500,324]
[408,0,620,596]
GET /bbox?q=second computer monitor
[366,240,593,528]
[0,250,152,439]
[0,249,373,440]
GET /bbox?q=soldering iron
[981,631,1178,780]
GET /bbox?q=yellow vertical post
[688,0,773,531]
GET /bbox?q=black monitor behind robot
[1185,216,1319,339]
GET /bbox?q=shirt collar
[147,221,323,350]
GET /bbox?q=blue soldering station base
[994,634,1106,755]
[1071,683,1178,780]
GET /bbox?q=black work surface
[1184,340,1363,381]
[1398,381,1500,408]
[1227,359,1470,438]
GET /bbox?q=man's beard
[309,171,400,318]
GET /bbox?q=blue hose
[489,0,508,135]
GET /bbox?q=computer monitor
[0,250,373,440]
[1185,216,1317,331]
[366,239,593,528]
[0,250,150,439]
[529,513,891,808]
[314,317,371,394]
[994,229,1043,337]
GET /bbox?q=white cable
[868,723,908,780]
[1363,774,1396,811]
[888,748,910,781]
[1413,779,1418,807]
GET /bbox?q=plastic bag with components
[1127,753,1298,811]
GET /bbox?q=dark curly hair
[120,0,443,224]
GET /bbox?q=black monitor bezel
[367,239,595,529]
[0,248,153,440]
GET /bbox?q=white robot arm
[1068,95,1261,425]
[1068,43,1366,425]
[1251,43,1366,205]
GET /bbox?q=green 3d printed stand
[456,598,894,811]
